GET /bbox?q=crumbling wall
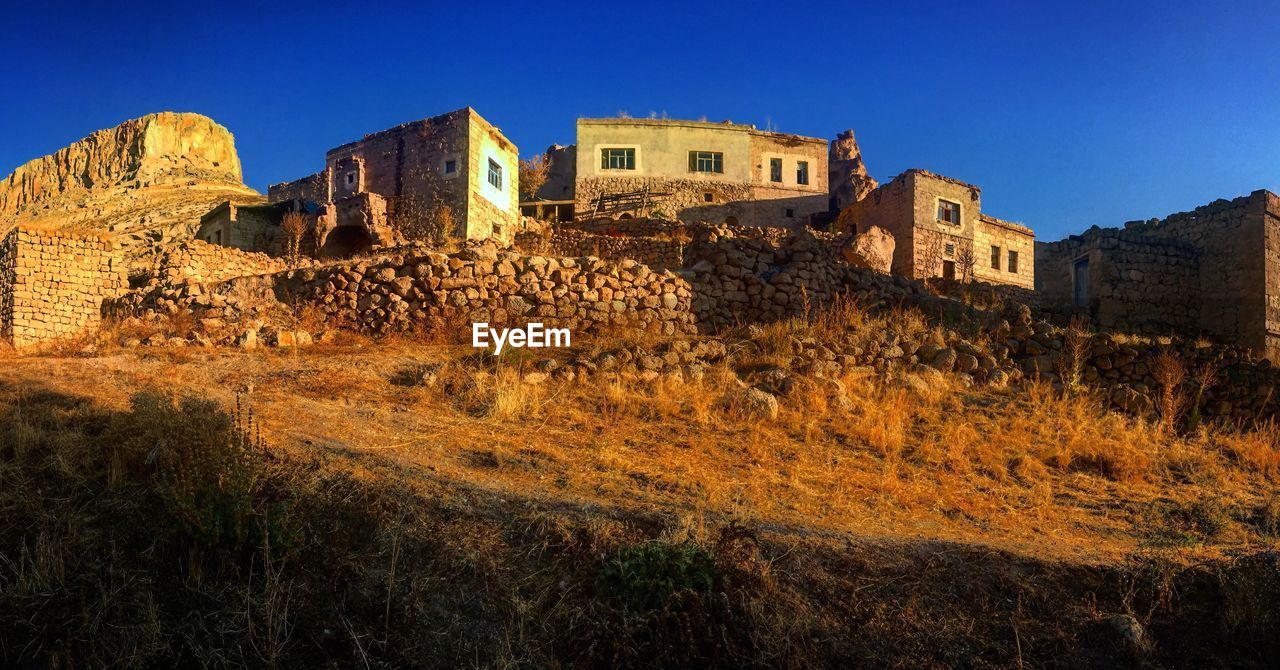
[1037,190,1280,356]
[268,170,329,204]
[0,228,127,350]
[524,229,685,269]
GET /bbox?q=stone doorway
[1073,257,1090,307]
[942,260,956,281]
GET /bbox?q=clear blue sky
[5,0,1279,240]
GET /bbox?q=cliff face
[829,130,878,211]
[0,112,261,267]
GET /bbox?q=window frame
[769,157,783,183]
[797,160,810,185]
[600,147,636,171]
[1008,250,1019,274]
[688,151,724,174]
[937,199,961,226]
[487,158,503,189]
[443,159,457,175]
[990,245,1001,270]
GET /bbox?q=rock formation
[829,130,877,211]
[0,112,261,269]
[841,225,895,273]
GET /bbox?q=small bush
[597,541,719,611]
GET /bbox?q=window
[487,158,502,189]
[444,159,457,175]
[689,151,723,173]
[784,208,795,218]
[945,242,955,256]
[991,245,1001,270]
[797,161,810,185]
[769,158,783,182]
[703,192,714,203]
[937,199,960,225]
[346,173,355,185]
[601,148,635,170]
[1008,250,1019,274]
[214,230,222,245]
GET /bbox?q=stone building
[842,169,1034,288]
[196,200,293,254]
[1036,189,1280,360]
[519,144,577,222]
[266,107,519,256]
[570,117,829,226]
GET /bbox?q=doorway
[942,260,956,281]
[1073,258,1090,307]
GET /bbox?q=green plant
[597,541,719,611]
[111,390,266,550]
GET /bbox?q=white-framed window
[601,147,636,170]
[689,151,723,174]
[797,161,809,185]
[769,158,783,183]
[937,199,961,225]
[487,158,503,189]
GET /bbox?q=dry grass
[4,337,1280,666]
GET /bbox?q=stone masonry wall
[155,239,304,286]
[0,228,127,350]
[267,170,329,204]
[524,229,686,269]
[1036,191,1279,356]
[576,176,753,224]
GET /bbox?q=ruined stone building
[842,169,1034,288]
[196,200,297,254]
[1036,190,1280,360]
[261,107,518,257]
[561,117,829,226]
[519,144,577,222]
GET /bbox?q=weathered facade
[572,117,828,226]
[843,169,1034,288]
[1036,190,1280,360]
[266,107,519,256]
[196,200,289,254]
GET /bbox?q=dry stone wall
[0,228,126,349]
[155,239,303,286]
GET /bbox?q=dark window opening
[769,158,783,182]
[487,158,503,189]
[937,199,960,225]
[346,173,355,185]
[784,208,795,218]
[991,245,1001,270]
[703,192,714,203]
[797,161,810,185]
[1008,250,1019,274]
[444,159,457,174]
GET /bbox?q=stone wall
[155,239,301,286]
[197,201,285,253]
[0,228,126,350]
[522,229,686,269]
[267,170,329,204]
[1036,190,1280,357]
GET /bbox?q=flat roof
[577,117,825,144]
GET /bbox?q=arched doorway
[321,225,373,259]
[724,215,739,226]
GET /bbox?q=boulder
[841,226,895,274]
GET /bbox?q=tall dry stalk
[1187,359,1220,432]
[1056,316,1093,393]
[281,211,307,266]
[1152,348,1188,433]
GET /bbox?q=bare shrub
[1056,316,1093,393]
[1152,348,1188,434]
[281,211,307,265]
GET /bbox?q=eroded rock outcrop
[842,225,895,273]
[829,130,877,210]
[0,112,261,268]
